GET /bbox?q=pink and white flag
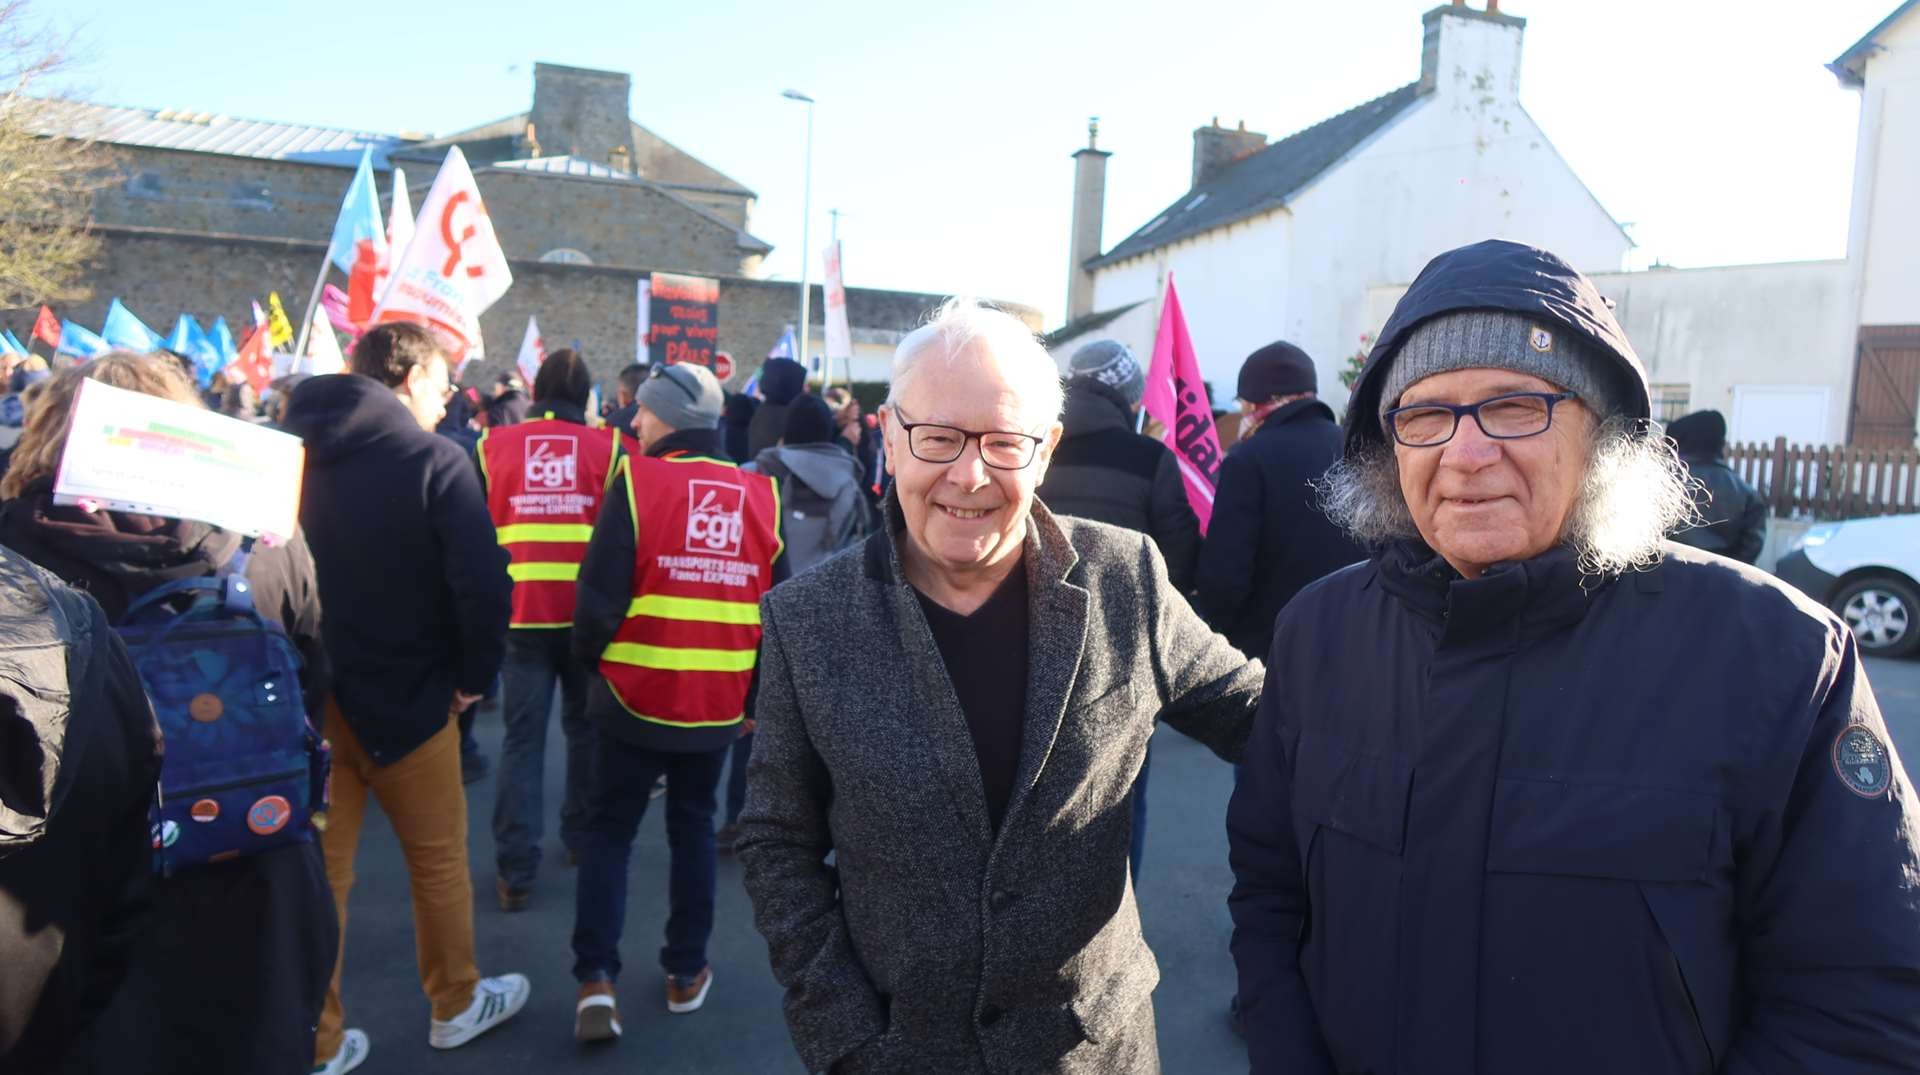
[1140,275,1226,533]
[372,146,512,362]
[516,316,544,387]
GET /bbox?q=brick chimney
[1191,118,1267,189]
[529,62,636,166]
[1419,3,1528,99]
[1066,118,1110,322]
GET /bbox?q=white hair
[1316,419,1700,577]
[885,297,1064,428]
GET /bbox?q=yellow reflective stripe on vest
[508,562,581,582]
[601,642,757,672]
[625,594,761,625]
[496,523,595,545]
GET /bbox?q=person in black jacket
[0,545,160,1074]
[485,372,531,429]
[1036,339,1204,883]
[1196,341,1363,660]
[1666,409,1767,564]
[1229,239,1920,1075]
[280,322,527,1071]
[0,352,338,1074]
[747,356,806,458]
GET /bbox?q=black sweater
[281,374,511,765]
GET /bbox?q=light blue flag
[0,329,24,358]
[102,298,163,351]
[164,313,199,355]
[57,320,111,359]
[766,325,796,361]
[328,149,386,274]
[201,316,240,387]
[165,314,226,387]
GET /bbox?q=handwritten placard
[54,378,304,540]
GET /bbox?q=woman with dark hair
[0,351,338,1074]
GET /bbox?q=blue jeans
[572,732,728,982]
[1129,739,1152,884]
[491,630,594,888]
[724,731,753,825]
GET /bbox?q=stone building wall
[10,227,1038,393]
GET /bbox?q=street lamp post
[782,89,815,381]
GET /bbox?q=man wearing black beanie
[1667,409,1766,564]
[1195,340,1363,661]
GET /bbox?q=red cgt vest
[600,450,782,729]
[479,415,620,628]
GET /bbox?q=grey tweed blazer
[737,499,1262,1074]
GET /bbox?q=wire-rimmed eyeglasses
[1383,391,1578,448]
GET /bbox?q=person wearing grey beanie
[633,362,724,445]
[1067,339,1145,408]
[1235,239,1920,1075]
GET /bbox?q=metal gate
[1848,326,1920,447]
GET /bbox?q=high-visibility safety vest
[478,415,620,628]
[600,450,782,730]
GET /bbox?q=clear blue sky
[39,0,1893,328]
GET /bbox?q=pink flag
[1140,275,1225,533]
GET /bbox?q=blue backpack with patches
[117,545,329,874]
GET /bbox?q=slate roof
[1041,301,1146,349]
[491,155,640,180]
[22,98,412,167]
[390,112,756,197]
[1830,0,1918,85]
[1090,82,1425,269]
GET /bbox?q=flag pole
[291,251,330,367]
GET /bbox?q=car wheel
[1833,574,1920,659]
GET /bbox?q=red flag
[1140,275,1226,533]
[228,324,274,393]
[346,238,380,327]
[32,306,59,349]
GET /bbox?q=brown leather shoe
[665,966,712,1013]
[496,877,531,913]
[575,980,621,1042]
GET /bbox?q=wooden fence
[1727,439,1920,520]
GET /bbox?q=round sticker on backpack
[247,795,292,836]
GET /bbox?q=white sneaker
[428,973,532,1049]
[311,1028,369,1074]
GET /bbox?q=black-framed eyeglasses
[1383,391,1578,447]
[890,407,1044,470]
[649,363,698,403]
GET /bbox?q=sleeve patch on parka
[1832,724,1894,799]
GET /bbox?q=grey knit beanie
[1067,339,1145,407]
[1377,309,1624,423]
[636,363,724,431]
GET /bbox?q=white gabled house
[1051,2,1631,407]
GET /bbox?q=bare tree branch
[0,0,112,308]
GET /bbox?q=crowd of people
[2,236,1918,1075]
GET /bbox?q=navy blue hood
[281,373,421,463]
[1345,240,1649,454]
[759,358,807,405]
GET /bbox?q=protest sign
[54,378,304,540]
[1140,275,1225,533]
[822,241,852,370]
[646,272,720,369]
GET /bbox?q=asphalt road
[331,657,1920,1074]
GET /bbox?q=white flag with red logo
[516,316,544,387]
[300,303,347,376]
[372,146,512,362]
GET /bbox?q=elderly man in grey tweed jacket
[737,299,1262,1074]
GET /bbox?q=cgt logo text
[685,479,744,557]
[525,436,578,491]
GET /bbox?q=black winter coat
[485,387,530,428]
[1194,400,1361,658]
[1228,541,1920,1074]
[1037,381,1201,593]
[0,487,337,1074]
[1673,453,1767,564]
[0,546,160,1072]
[281,374,511,764]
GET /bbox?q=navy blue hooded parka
[1227,240,1920,1075]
